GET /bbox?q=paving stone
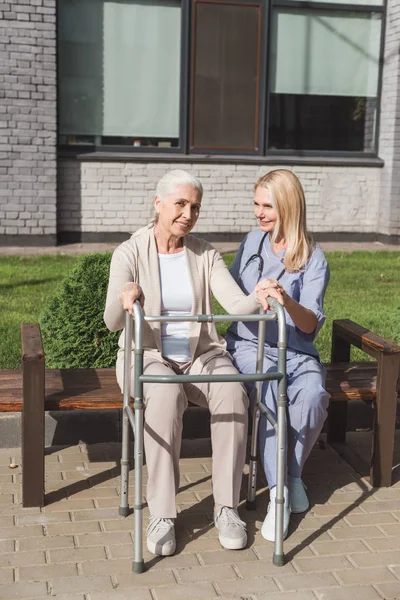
[0,567,14,583]
[350,549,400,567]
[50,575,114,595]
[335,565,397,585]
[46,521,102,535]
[42,498,96,512]
[76,531,133,546]
[375,581,400,599]
[0,525,43,539]
[311,539,370,556]
[199,549,259,565]
[49,545,107,563]
[294,555,353,573]
[0,539,14,553]
[0,581,48,599]
[256,593,317,600]
[274,572,338,591]
[235,559,297,578]
[116,570,176,588]
[1,550,45,566]
[344,512,398,526]
[18,562,78,581]
[18,535,75,551]
[152,583,217,600]
[217,576,279,596]
[178,564,237,583]
[329,525,384,540]
[315,585,382,600]
[90,591,152,600]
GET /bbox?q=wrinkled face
[155,184,201,237]
[253,186,278,233]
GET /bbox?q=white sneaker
[261,486,291,542]
[214,506,247,550]
[146,516,176,556]
[289,477,309,514]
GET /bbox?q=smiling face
[253,186,278,233]
[154,184,202,238]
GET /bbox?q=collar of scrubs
[263,233,286,263]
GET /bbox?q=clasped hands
[255,279,287,311]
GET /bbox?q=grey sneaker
[214,506,247,550]
[146,516,176,556]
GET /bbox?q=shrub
[39,253,120,368]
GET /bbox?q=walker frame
[119,299,287,572]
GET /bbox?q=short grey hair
[155,169,203,201]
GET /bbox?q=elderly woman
[226,169,330,542]
[104,169,269,557]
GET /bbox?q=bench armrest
[21,323,44,363]
[331,319,400,362]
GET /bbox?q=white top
[158,250,192,362]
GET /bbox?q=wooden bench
[0,319,399,507]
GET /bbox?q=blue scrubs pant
[230,344,330,488]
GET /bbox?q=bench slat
[1,363,398,412]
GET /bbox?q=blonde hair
[254,169,314,272]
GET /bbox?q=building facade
[1,0,399,245]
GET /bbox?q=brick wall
[0,0,57,243]
[378,0,400,238]
[57,160,381,239]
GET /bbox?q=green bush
[39,253,119,368]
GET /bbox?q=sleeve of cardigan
[210,249,260,315]
[103,245,138,332]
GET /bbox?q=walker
[119,299,287,572]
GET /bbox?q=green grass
[0,256,77,369]
[1,251,399,369]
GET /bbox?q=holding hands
[119,283,144,314]
[255,279,287,311]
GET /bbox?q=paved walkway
[0,240,399,256]
[3,432,400,599]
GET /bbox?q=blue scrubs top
[226,230,330,359]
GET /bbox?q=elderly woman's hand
[255,278,286,310]
[119,283,144,314]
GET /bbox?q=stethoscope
[238,232,269,283]
[237,232,287,284]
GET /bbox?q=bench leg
[22,358,45,507]
[370,355,400,487]
[327,400,348,444]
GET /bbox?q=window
[190,0,262,151]
[57,0,384,156]
[58,0,182,148]
[268,8,382,152]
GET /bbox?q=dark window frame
[57,0,386,160]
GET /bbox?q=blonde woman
[226,169,330,542]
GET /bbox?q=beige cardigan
[104,225,260,369]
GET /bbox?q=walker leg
[132,397,144,573]
[119,409,130,517]
[247,407,260,511]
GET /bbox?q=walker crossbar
[119,299,287,573]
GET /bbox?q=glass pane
[58,0,181,145]
[293,0,383,6]
[268,9,381,151]
[191,0,261,150]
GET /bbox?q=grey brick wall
[58,160,381,239]
[378,0,400,237]
[0,0,57,243]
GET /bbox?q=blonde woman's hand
[119,283,144,314]
[255,278,286,309]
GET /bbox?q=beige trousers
[116,351,249,518]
